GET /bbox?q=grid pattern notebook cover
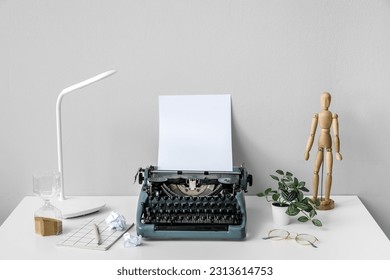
[57,218,134,251]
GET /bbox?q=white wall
[1,0,390,238]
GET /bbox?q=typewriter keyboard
[141,195,243,231]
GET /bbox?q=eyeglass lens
[267,229,289,240]
[296,234,318,248]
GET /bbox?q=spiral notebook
[57,218,134,251]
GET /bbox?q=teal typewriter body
[135,165,252,240]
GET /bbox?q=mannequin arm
[332,113,343,160]
[304,114,318,160]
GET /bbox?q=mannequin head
[321,92,331,110]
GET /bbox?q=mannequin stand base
[317,198,334,210]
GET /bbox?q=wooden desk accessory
[304,92,343,210]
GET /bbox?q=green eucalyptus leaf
[272,193,280,201]
[270,175,279,181]
[286,171,293,177]
[297,191,304,201]
[312,219,322,227]
[294,202,310,211]
[276,170,284,175]
[298,181,306,187]
[298,216,309,223]
[256,192,265,197]
[315,198,321,207]
[304,204,313,212]
[286,181,295,189]
[310,209,316,218]
[300,186,309,192]
[287,204,300,216]
[264,188,272,195]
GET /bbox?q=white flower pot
[271,203,290,226]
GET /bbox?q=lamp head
[60,70,117,95]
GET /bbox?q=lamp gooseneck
[56,70,117,201]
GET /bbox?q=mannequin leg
[312,148,323,201]
[325,149,333,203]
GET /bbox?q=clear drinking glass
[33,171,63,236]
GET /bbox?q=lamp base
[52,197,106,218]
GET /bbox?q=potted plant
[257,170,322,227]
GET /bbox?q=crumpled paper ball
[105,211,127,231]
[123,232,142,247]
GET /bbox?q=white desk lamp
[54,70,117,218]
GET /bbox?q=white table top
[0,195,389,260]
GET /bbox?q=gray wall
[1,0,390,238]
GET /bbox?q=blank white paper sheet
[158,94,233,171]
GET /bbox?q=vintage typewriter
[135,165,252,240]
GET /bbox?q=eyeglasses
[262,229,319,248]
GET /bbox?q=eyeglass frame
[262,229,319,248]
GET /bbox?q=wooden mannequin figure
[304,92,342,210]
